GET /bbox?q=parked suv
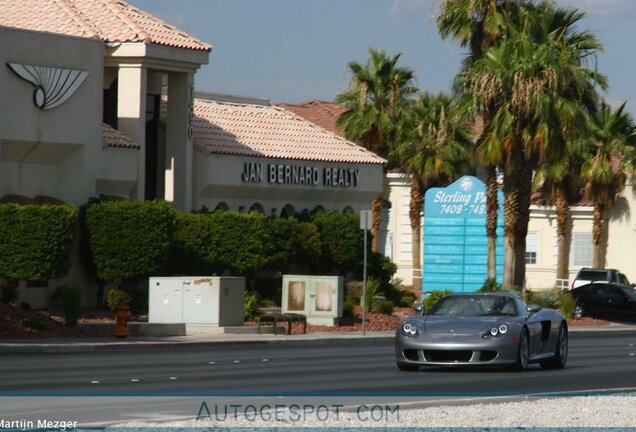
[571,268,631,289]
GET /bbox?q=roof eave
[105,41,210,70]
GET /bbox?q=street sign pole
[360,210,372,336]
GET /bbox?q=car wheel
[540,323,568,369]
[573,305,584,320]
[514,328,529,371]
[396,362,419,372]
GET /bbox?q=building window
[526,231,538,265]
[573,233,593,267]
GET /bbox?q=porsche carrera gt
[395,292,568,371]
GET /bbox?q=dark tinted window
[577,270,610,281]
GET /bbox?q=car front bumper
[395,331,520,367]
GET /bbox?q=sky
[128,0,636,111]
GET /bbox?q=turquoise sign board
[423,176,504,292]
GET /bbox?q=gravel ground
[109,394,636,429]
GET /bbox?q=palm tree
[581,102,636,267]
[533,140,585,285]
[392,92,472,290]
[336,48,417,252]
[437,0,526,56]
[456,3,605,288]
[437,0,527,282]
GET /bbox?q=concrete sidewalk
[0,321,634,354]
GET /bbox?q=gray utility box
[281,275,344,326]
[148,277,244,325]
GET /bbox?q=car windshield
[428,295,517,317]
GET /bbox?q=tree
[437,0,527,281]
[456,3,605,287]
[581,102,636,267]
[336,48,416,252]
[392,92,472,290]
[533,140,585,285]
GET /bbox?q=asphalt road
[1,331,635,395]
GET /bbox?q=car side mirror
[526,304,541,316]
[413,303,425,316]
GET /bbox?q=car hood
[412,315,511,336]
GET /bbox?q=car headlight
[486,324,509,338]
[401,322,419,337]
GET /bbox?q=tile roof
[192,99,385,164]
[0,0,210,51]
[102,122,139,149]
[275,100,347,137]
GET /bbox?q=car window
[618,273,630,285]
[577,270,609,281]
[429,296,485,316]
[429,296,516,317]
[620,286,636,301]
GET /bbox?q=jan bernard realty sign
[241,162,360,188]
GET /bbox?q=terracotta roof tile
[275,100,347,137]
[192,99,385,164]
[0,0,210,51]
[102,122,138,149]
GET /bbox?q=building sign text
[241,162,360,188]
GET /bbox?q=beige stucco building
[0,1,387,307]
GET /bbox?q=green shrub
[363,277,381,313]
[423,289,454,312]
[85,200,175,282]
[61,285,82,327]
[20,315,49,331]
[557,290,577,319]
[243,292,260,321]
[526,289,559,308]
[211,212,268,276]
[374,299,394,315]
[106,288,133,311]
[342,297,356,317]
[479,278,502,292]
[264,218,321,272]
[311,211,363,274]
[398,289,417,307]
[168,212,221,275]
[0,204,76,281]
[367,252,398,285]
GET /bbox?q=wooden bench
[257,313,307,335]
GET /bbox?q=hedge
[85,200,175,281]
[0,204,77,281]
[263,217,321,272]
[311,211,364,274]
[170,212,321,276]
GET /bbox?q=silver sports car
[395,292,568,371]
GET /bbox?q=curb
[0,325,633,355]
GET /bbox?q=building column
[166,72,194,211]
[117,65,147,200]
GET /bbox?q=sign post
[360,210,372,336]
